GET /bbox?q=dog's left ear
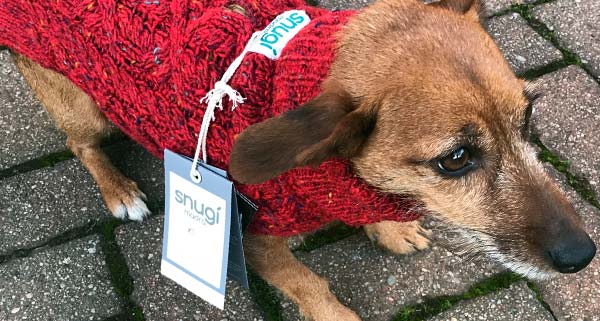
[430,0,484,23]
[229,80,376,184]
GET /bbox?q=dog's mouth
[449,228,557,280]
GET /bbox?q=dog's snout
[546,228,596,273]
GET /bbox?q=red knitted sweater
[0,0,419,236]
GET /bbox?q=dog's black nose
[548,229,596,273]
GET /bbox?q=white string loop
[190,31,262,183]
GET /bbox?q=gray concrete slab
[0,236,121,321]
[530,66,600,198]
[428,282,554,321]
[116,215,265,321]
[0,159,107,254]
[282,231,501,321]
[0,50,66,170]
[486,13,562,74]
[484,0,516,15]
[0,141,163,254]
[318,0,373,10]
[533,168,600,321]
[533,0,600,79]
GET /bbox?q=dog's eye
[521,103,534,137]
[437,147,473,175]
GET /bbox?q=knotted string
[190,31,263,183]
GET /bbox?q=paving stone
[486,13,562,74]
[0,50,65,170]
[533,0,600,79]
[0,159,107,254]
[533,167,600,321]
[0,141,162,254]
[0,236,121,321]
[530,66,600,198]
[428,282,554,321]
[116,215,265,321]
[484,0,516,15]
[282,231,501,321]
[317,0,373,10]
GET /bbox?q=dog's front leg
[13,54,150,221]
[244,234,361,321]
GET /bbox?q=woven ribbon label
[249,10,311,60]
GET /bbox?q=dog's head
[230,0,596,278]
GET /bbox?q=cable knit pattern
[0,0,420,236]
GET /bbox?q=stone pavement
[0,0,599,320]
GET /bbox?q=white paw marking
[126,196,151,221]
[139,191,148,201]
[114,204,127,219]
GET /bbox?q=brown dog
[9,0,596,320]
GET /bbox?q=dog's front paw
[363,220,431,255]
[302,295,362,321]
[99,177,150,221]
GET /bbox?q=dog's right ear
[430,0,484,23]
[229,81,376,184]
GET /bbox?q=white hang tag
[161,8,301,309]
[248,10,311,60]
[161,149,233,309]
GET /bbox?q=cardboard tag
[227,191,257,288]
[161,149,251,309]
[226,194,248,288]
[236,190,258,232]
[248,10,311,60]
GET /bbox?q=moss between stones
[512,2,599,84]
[99,219,146,321]
[0,217,145,320]
[392,272,522,321]
[533,135,600,209]
[0,220,103,264]
[0,149,74,180]
[518,60,569,80]
[0,136,128,181]
[526,281,558,320]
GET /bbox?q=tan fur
[364,220,432,254]
[245,234,362,321]
[13,54,148,220]
[10,0,595,320]
[329,0,583,273]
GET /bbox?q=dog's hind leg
[364,220,431,255]
[13,54,150,221]
[244,234,362,321]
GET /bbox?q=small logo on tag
[174,190,221,225]
[249,10,311,60]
